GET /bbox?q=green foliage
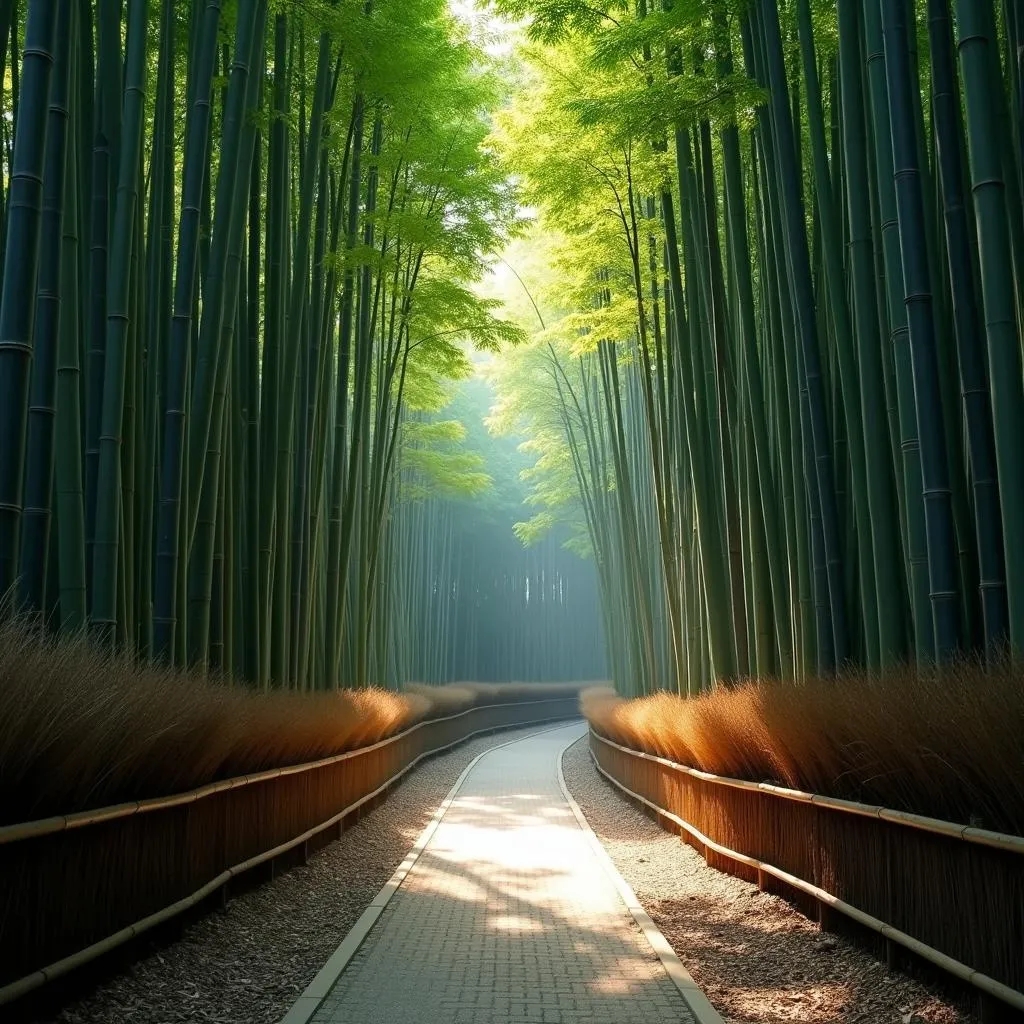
[401,417,492,501]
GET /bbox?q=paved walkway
[300,722,704,1024]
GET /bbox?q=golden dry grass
[405,680,597,712]
[582,661,1024,835]
[0,619,587,824]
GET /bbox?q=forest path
[282,721,720,1024]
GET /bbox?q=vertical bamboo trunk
[19,0,73,615]
[0,0,56,596]
[153,0,223,663]
[882,0,961,660]
[955,0,1024,652]
[754,0,849,667]
[928,0,1009,654]
[91,0,149,642]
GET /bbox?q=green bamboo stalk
[862,0,934,661]
[792,0,877,669]
[186,0,264,538]
[955,0,1024,652]
[18,0,73,615]
[186,0,268,667]
[881,0,960,660]
[84,0,123,592]
[90,0,149,641]
[753,0,849,667]
[0,0,56,597]
[153,0,223,662]
[257,12,289,686]
[326,96,363,688]
[928,0,1009,654]
[54,8,86,632]
[837,0,906,666]
[241,123,262,682]
[717,16,792,678]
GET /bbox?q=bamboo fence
[589,728,1024,1013]
[0,697,581,1003]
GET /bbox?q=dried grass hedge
[0,619,586,825]
[582,662,1024,836]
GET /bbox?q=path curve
[282,721,721,1024]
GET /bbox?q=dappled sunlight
[671,927,751,957]
[589,955,669,995]
[404,863,489,902]
[320,726,693,1022]
[538,804,574,819]
[422,808,605,911]
[487,914,542,932]
[726,982,855,1021]
[590,975,640,994]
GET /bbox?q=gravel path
[43,723,556,1024]
[561,737,978,1024]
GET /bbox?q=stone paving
[308,722,698,1024]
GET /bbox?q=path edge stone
[278,720,583,1024]
[556,734,726,1024]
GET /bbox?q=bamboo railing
[588,728,1024,1013]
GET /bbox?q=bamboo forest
[1,0,1024,1022]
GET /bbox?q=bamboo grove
[490,0,1024,695]
[0,0,535,689]
[389,377,607,683]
